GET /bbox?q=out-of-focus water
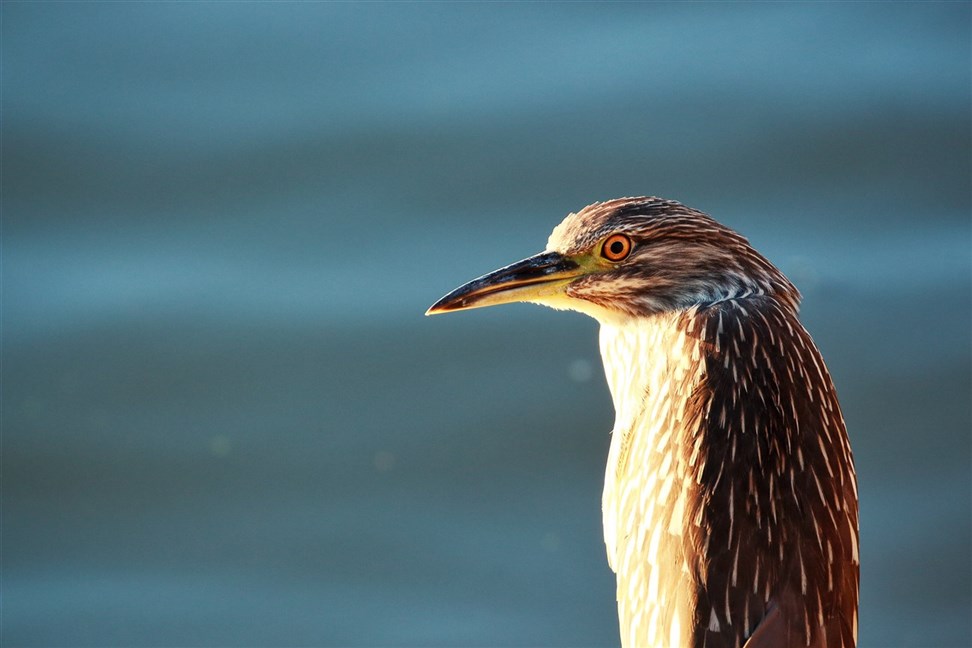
[4,3,970,646]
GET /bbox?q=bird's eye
[601,234,632,262]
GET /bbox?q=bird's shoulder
[672,295,859,648]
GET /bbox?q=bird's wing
[742,603,838,648]
[689,296,859,648]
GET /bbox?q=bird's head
[427,197,799,324]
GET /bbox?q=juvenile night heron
[427,197,858,648]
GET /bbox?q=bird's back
[601,295,858,648]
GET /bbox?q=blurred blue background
[3,3,970,646]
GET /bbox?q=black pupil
[610,240,624,256]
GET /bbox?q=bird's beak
[426,251,582,315]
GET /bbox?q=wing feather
[692,297,859,647]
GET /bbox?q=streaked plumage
[428,197,859,647]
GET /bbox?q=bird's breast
[599,312,710,646]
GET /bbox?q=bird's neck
[598,310,707,574]
[598,311,703,435]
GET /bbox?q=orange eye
[601,234,632,262]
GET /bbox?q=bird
[426,197,859,648]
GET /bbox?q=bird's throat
[598,310,707,573]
